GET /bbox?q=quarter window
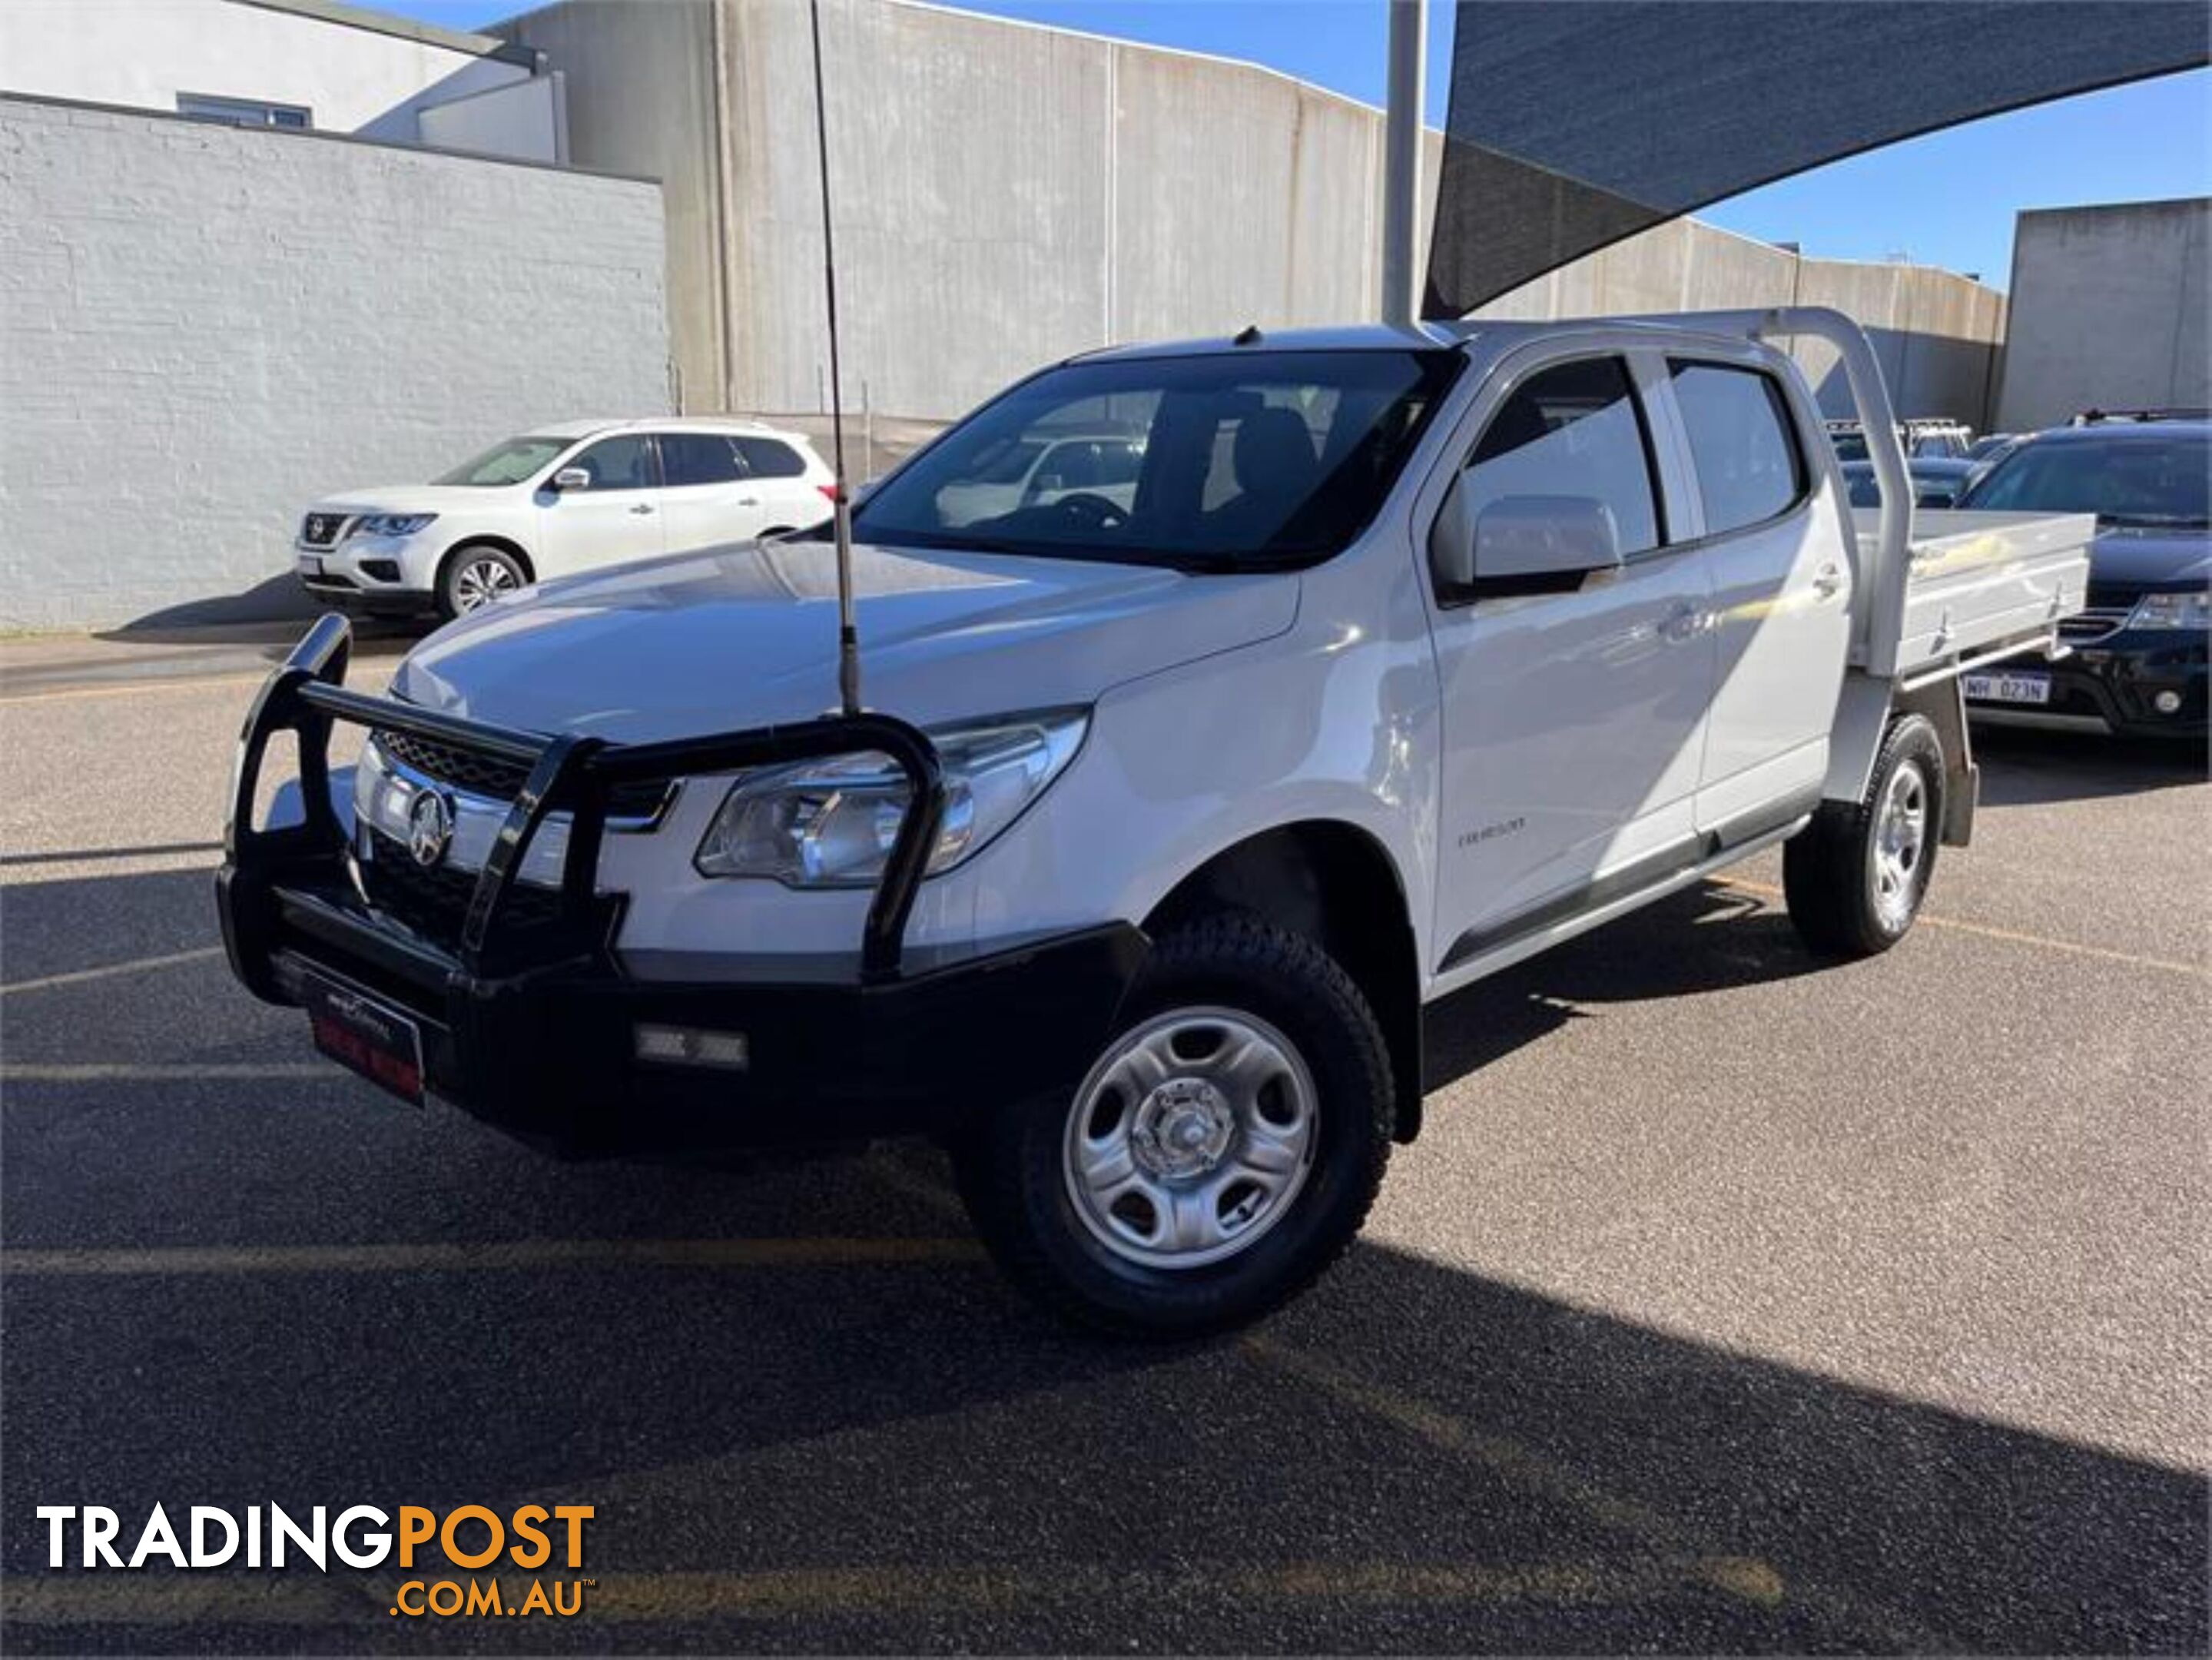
[658,433,744,487]
[1454,356,1663,566]
[566,435,658,491]
[734,437,807,479]
[1669,361,1807,536]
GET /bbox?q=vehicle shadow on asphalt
[1421,881,1820,1090]
[92,601,425,659]
[5,865,2204,1652]
[1974,724,2206,805]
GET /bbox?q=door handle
[628,503,655,516]
[1812,564,1845,600]
[736,497,760,507]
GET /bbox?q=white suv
[295,417,837,619]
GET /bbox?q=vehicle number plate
[1962,670,2052,706]
[299,969,425,1105]
[297,555,324,576]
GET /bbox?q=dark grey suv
[1955,419,2209,739]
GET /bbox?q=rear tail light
[817,483,841,505]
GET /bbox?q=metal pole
[1378,0,1427,327]
[809,0,862,715]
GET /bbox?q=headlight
[695,710,1088,886]
[2124,590,2211,631]
[353,513,438,537]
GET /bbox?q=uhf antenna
[810,0,861,715]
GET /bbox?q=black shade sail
[1424,2,2211,318]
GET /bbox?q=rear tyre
[1784,712,1943,958]
[436,545,528,621]
[952,915,1393,1339]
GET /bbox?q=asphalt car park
[1,638,2204,1654]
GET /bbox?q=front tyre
[436,545,528,620]
[953,915,1393,1338]
[1784,712,1943,958]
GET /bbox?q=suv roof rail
[2069,407,2212,426]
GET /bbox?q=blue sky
[396,0,2208,289]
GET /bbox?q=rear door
[1653,355,1851,835]
[731,436,832,533]
[1425,347,1719,974]
[658,431,765,550]
[539,433,665,576]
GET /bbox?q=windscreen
[847,350,1463,570]
[434,437,569,486]
[1961,434,2210,528]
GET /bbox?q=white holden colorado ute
[221,309,2089,1335]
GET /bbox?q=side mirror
[550,466,591,493]
[1432,488,1623,590]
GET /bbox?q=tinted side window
[1458,357,1662,562]
[659,433,743,486]
[1096,440,1145,487]
[735,437,807,479]
[1669,361,1806,536]
[569,435,658,491]
[1037,442,1103,490]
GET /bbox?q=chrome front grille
[366,730,675,827]
[358,828,563,951]
[373,728,531,799]
[2058,606,2131,646]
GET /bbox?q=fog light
[635,1024,750,1070]
[2153,689,2183,715]
[360,558,401,583]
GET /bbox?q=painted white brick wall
[0,95,669,630]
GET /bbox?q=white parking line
[1,1236,986,1277]
[2,1062,330,1081]
[1716,878,2207,978]
[0,946,226,996]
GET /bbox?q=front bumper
[217,616,1147,1157]
[295,537,434,613]
[1966,628,2207,738]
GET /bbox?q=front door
[539,433,665,578]
[1426,351,1717,975]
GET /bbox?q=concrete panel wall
[509,0,2003,427]
[719,0,1112,420]
[502,0,724,412]
[0,96,668,630]
[1476,221,2001,426]
[1995,198,2210,431]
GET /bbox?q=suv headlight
[695,710,1088,886]
[353,513,438,537]
[2125,590,2211,631]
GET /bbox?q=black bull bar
[220,613,949,986]
[214,616,1147,1156]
